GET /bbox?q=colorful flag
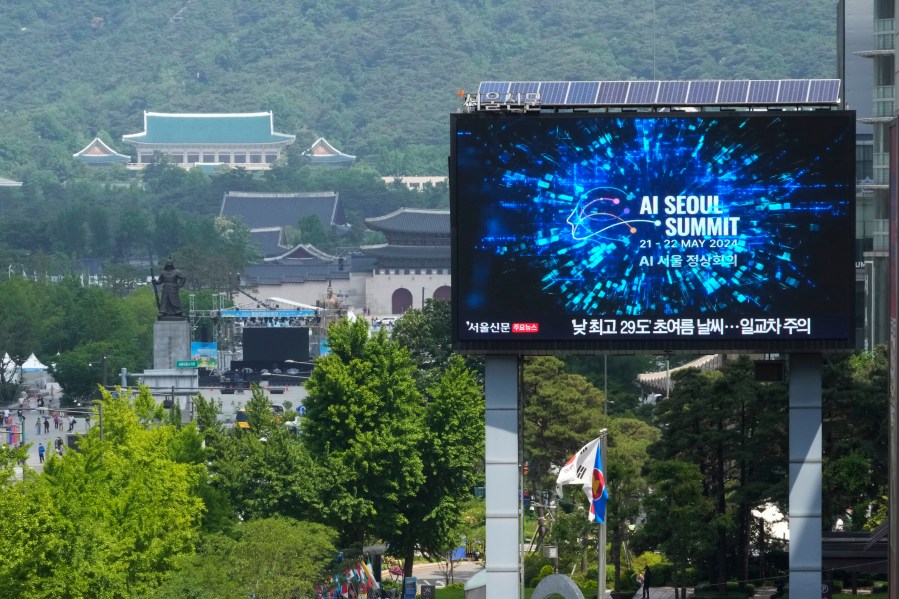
[361,560,379,590]
[556,436,609,523]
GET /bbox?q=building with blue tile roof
[122,111,295,170]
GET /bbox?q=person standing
[68,415,76,432]
[38,443,45,464]
[642,565,651,599]
[35,417,41,436]
[44,417,50,434]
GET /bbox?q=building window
[404,269,411,275]
[250,153,263,164]
[234,153,247,164]
[202,153,215,162]
[426,269,432,275]
[414,269,421,275]
[187,153,200,164]
[219,154,232,164]
[170,152,185,164]
[140,153,153,163]
[265,153,278,163]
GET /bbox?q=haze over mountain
[0,0,837,177]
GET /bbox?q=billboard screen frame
[450,110,856,354]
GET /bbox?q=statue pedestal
[147,319,195,424]
[153,319,190,370]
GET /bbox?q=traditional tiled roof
[266,244,339,262]
[302,137,355,165]
[365,208,450,235]
[73,137,130,165]
[220,191,348,231]
[242,261,350,286]
[0,176,22,187]
[359,244,451,262]
[249,228,287,259]
[122,112,295,146]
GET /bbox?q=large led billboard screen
[450,111,855,353]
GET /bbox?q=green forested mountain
[0,0,838,179]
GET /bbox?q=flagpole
[598,430,608,599]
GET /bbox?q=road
[410,559,482,589]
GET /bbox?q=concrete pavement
[3,398,95,477]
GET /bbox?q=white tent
[20,353,49,389]
[21,353,47,372]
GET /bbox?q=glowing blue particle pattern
[457,115,852,318]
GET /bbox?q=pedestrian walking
[38,443,45,464]
[68,415,76,432]
[642,565,651,599]
[54,437,63,456]
[53,412,60,430]
[44,417,49,434]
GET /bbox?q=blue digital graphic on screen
[451,112,854,350]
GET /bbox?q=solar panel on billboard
[657,81,690,104]
[748,80,781,104]
[626,81,659,104]
[777,80,810,103]
[567,81,600,104]
[686,80,719,104]
[597,81,629,104]
[509,81,540,94]
[538,81,571,104]
[477,79,840,107]
[478,81,510,95]
[718,80,750,104]
[808,79,841,103]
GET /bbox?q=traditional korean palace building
[122,111,295,171]
[241,207,450,316]
[301,137,355,166]
[360,208,450,313]
[73,137,130,167]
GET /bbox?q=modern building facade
[841,0,894,349]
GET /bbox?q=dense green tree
[390,298,457,390]
[606,417,660,592]
[640,460,716,599]
[383,355,484,576]
[822,348,889,530]
[151,518,338,599]
[649,357,788,589]
[205,386,324,522]
[303,317,425,550]
[0,388,205,598]
[522,356,606,495]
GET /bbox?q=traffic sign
[176,360,198,368]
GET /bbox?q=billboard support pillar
[485,355,521,599]
[788,353,822,596]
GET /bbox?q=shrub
[531,564,555,587]
[523,552,553,584]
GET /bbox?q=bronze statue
[152,259,187,318]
